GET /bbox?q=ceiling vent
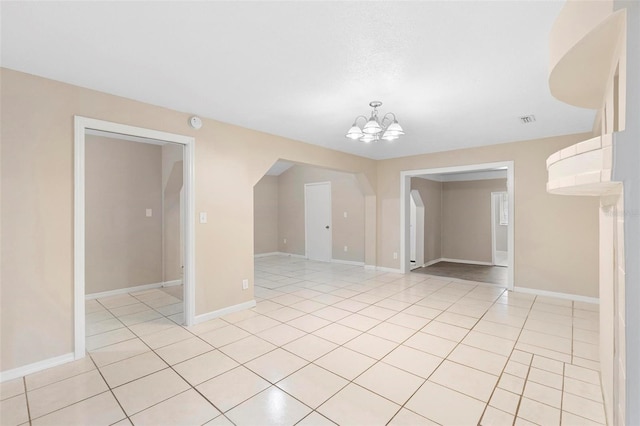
[519,115,536,124]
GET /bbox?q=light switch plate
[146,209,152,217]
[199,212,207,224]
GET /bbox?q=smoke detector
[519,115,536,124]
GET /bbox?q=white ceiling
[1,1,596,160]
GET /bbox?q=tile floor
[1,255,605,425]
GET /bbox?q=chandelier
[345,101,405,143]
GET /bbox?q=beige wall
[441,179,507,263]
[253,175,279,254]
[85,136,163,294]
[0,68,377,372]
[162,144,183,282]
[277,165,365,263]
[377,134,599,297]
[410,178,442,263]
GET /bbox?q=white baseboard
[194,300,257,324]
[331,259,365,266]
[1,352,75,383]
[424,258,443,267]
[513,286,599,304]
[364,265,376,270]
[440,258,493,266]
[85,282,165,300]
[376,266,403,274]
[254,252,281,258]
[163,280,183,288]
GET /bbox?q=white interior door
[491,192,509,267]
[410,190,424,269]
[305,182,332,262]
[410,196,417,262]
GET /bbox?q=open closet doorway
[74,117,195,360]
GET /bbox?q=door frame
[74,116,196,359]
[491,191,508,266]
[304,181,332,261]
[410,189,425,269]
[400,161,514,290]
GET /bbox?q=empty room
[1,1,638,426]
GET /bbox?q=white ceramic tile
[562,392,606,424]
[429,360,498,402]
[463,330,515,356]
[313,306,353,322]
[244,348,307,383]
[332,299,369,313]
[313,323,362,345]
[118,309,163,326]
[382,345,443,378]
[196,366,270,412]
[503,360,529,379]
[561,411,605,426]
[573,341,599,361]
[344,333,398,359]
[226,386,312,426]
[563,377,604,402]
[219,335,276,364]
[509,350,533,366]
[421,320,468,342]
[530,355,564,375]
[480,406,515,426]
[514,342,571,363]
[256,323,306,346]
[357,305,398,321]
[282,334,338,361]
[139,326,193,349]
[128,318,176,337]
[434,311,477,329]
[86,328,136,351]
[155,336,214,365]
[31,391,125,426]
[368,322,415,343]
[287,314,331,332]
[315,347,376,380]
[277,364,348,408]
[173,350,239,386]
[404,332,457,358]
[527,367,563,390]
[28,370,108,419]
[489,388,520,414]
[318,383,400,426]
[387,312,430,330]
[199,325,251,348]
[129,389,219,426]
[0,393,28,426]
[296,411,337,426]
[0,378,24,401]
[523,380,562,408]
[234,315,281,334]
[447,344,507,376]
[498,373,525,394]
[402,304,442,320]
[86,318,125,336]
[183,318,228,336]
[388,408,438,425]
[516,397,560,425]
[336,314,380,332]
[518,329,571,354]
[112,368,190,416]
[406,381,486,425]
[100,351,167,388]
[25,357,96,391]
[355,362,424,405]
[89,338,150,367]
[473,320,521,340]
[264,307,306,322]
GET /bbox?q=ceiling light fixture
[345,101,405,143]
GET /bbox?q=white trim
[364,265,376,270]
[253,252,307,259]
[513,286,599,304]
[331,259,365,266]
[440,258,494,266]
[194,300,257,324]
[424,258,442,267]
[85,282,164,300]
[254,252,282,258]
[376,266,403,274]
[1,352,74,383]
[400,161,515,292]
[163,280,183,287]
[74,116,196,361]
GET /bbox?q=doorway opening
[74,117,195,360]
[409,189,425,270]
[491,191,509,267]
[400,161,514,290]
